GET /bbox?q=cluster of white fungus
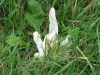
[33,7,71,59]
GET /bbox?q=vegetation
[0,0,100,75]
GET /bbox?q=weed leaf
[25,0,45,32]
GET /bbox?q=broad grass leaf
[6,34,26,46]
[26,0,45,32]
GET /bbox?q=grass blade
[54,59,75,75]
[77,46,94,71]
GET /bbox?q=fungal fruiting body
[33,31,44,59]
[60,35,72,48]
[45,31,57,48]
[49,7,58,34]
[46,7,58,48]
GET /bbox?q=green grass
[0,0,100,75]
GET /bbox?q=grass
[0,0,100,75]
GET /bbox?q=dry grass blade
[77,46,94,71]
